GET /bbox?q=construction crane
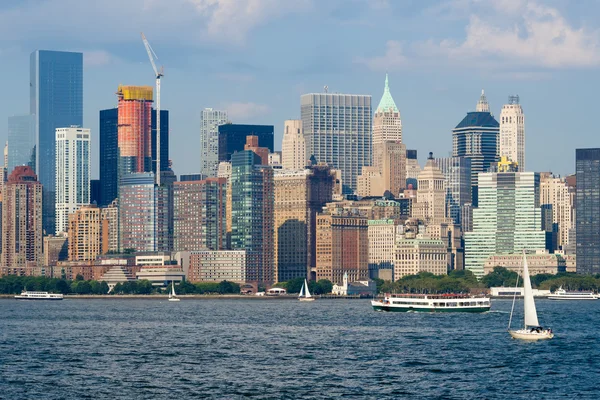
[141,32,164,185]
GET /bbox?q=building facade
[68,205,108,261]
[281,120,306,170]
[435,156,472,225]
[412,153,447,225]
[119,173,156,252]
[99,108,119,206]
[499,96,525,170]
[394,234,448,279]
[31,50,83,234]
[368,219,400,280]
[55,127,90,234]
[301,92,372,193]
[1,166,43,275]
[187,250,246,283]
[464,171,546,277]
[576,148,600,274]
[7,114,36,175]
[218,124,274,163]
[540,175,574,250]
[200,108,228,177]
[373,74,402,146]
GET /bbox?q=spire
[376,73,400,114]
[476,89,490,112]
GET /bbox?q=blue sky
[0,0,598,178]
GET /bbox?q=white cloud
[223,102,270,120]
[84,50,118,67]
[355,40,407,71]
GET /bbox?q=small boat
[168,281,180,302]
[548,287,598,300]
[508,251,554,340]
[14,290,63,300]
[298,279,315,302]
[371,293,490,312]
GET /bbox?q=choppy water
[1,298,599,399]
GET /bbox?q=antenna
[324,85,328,93]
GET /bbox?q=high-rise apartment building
[273,166,337,282]
[452,91,499,206]
[230,151,274,284]
[102,200,119,253]
[464,171,546,277]
[412,153,447,225]
[173,177,227,252]
[435,156,472,225]
[373,74,402,146]
[7,115,36,174]
[281,120,306,170]
[119,173,156,252]
[301,92,372,193]
[31,50,83,234]
[67,205,109,261]
[218,124,274,163]
[200,108,228,177]
[576,148,600,274]
[1,166,43,275]
[499,96,525,170]
[55,127,90,234]
[540,175,574,250]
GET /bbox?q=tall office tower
[218,124,274,162]
[368,219,400,280]
[7,115,36,174]
[230,150,274,285]
[102,200,119,253]
[301,92,372,193]
[464,171,546,277]
[43,235,68,267]
[315,209,369,284]
[244,135,269,165]
[119,173,156,252]
[434,156,472,224]
[173,177,227,252]
[90,180,101,205]
[117,85,153,181]
[412,153,447,225]
[67,205,108,261]
[281,120,306,170]
[217,161,233,248]
[452,91,499,206]
[405,149,420,188]
[200,108,228,177]
[576,148,600,274]
[540,175,574,250]
[1,166,43,275]
[373,74,402,146]
[100,106,168,205]
[357,141,406,197]
[55,127,90,234]
[499,95,525,170]
[31,50,83,235]
[0,142,6,199]
[273,166,337,282]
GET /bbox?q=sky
[0,0,599,178]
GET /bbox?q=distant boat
[371,293,490,312]
[298,279,315,302]
[14,290,63,300]
[168,281,180,302]
[508,251,554,340]
[548,286,598,300]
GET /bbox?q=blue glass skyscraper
[31,50,83,234]
[7,114,36,175]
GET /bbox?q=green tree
[316,279,333,295]
[285,278,305,294]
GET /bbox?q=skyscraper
[55,127,90,234]
[373,74,402,146]
[1,166,43,275]
[151,109,170,175]
[575,148,600,274]
[7,115,36,174]
[499,96,525,170]
[412,153,447,225]
[435,156,472,225]
[200,108,228,177]
[230,150,274,284]
[31,50,83,234]
[281,120,306,170]
[540,174,574,250]
[218,124,274,163]
[119,173,156,252]
[452,90,499,205]
[464,171,546,277]
[68,205,109,261]
[405,149,420,189]
[301,92,372,193]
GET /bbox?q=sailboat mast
[508,256,522,330]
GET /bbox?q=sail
[522,253,539,327]
[304,279,312,298]
[171,282,176,297]
[298,282,305,298]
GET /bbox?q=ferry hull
[509,330,554,340]
[548,296,598,300]
[14,296,63,301]
[372,304,490,313]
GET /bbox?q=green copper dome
[376,73,399,114]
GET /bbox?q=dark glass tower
[576,148,600,274]
[31,50,83,234]
[151,109,169,174]
[7,114,36,175]
[99,108,118,206]
[218,124,274,162]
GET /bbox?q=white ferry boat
[372,293,491,313]
[14,291,64,300]
[548,287,598,300]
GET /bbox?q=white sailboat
[168,281,181,302]
[508,251,553,340]
[298,279,315,302]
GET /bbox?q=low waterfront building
[483,252,568,276]
[101,266,136,292]
[187,250,246,283]
[331,272,377,296]
[394,233,447,279]
[135,266,185,286]
[135,253,172,266]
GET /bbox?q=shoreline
[0,294,367,300]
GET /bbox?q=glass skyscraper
[99,108,118,207]
[218,124,274,163]
[7,114,36,175]
[575,148,600,274]
[31,50,83,234]
[301,93,372,193]
[434,156,472,225]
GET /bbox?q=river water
[1,298,598,399]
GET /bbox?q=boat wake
[487,310,510,314]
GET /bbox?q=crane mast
[141,33,163,185]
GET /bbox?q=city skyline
[1,1,598,178]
